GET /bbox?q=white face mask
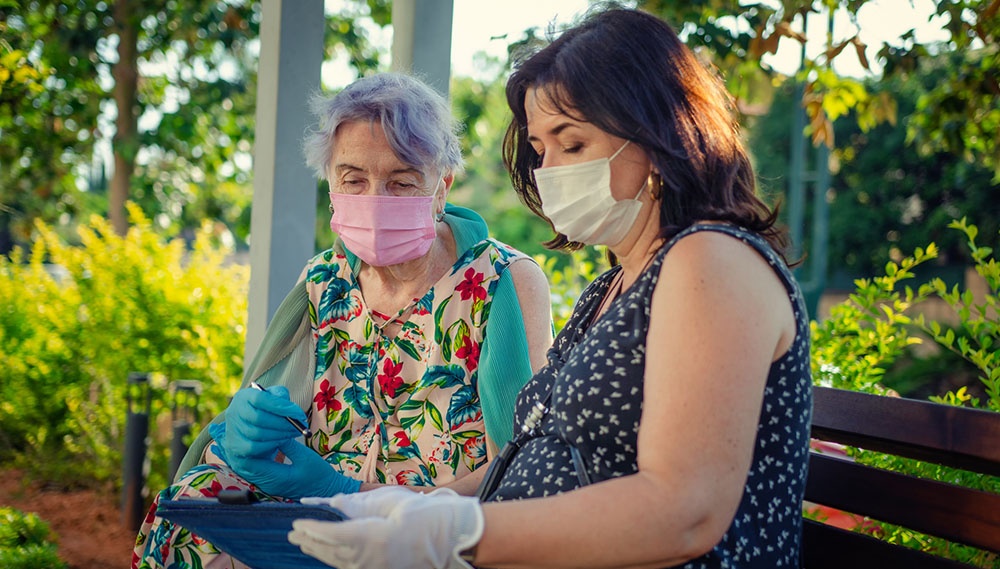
[534,140,646,246]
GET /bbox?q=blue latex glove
[211,385,361,499]
[223,384,307,460]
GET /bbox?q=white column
[245,0,324,364]
[391,0,454,97]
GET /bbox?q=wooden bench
[802,386,1000,568]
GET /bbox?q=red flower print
[378,359,404,398]
[198,479,241,498]
[463,434,486,459]
[395,430,411,447]
[396,470,420,486]
[456,268,487,301]
[314,378,342,412]
[455,335,480,372]
[143,502,158,524]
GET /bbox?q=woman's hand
[211,385,361,498]
[288,487,483,569]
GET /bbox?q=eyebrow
[333,163,425,178]
[526,121,580,144]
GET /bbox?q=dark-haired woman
[288,7,812,569]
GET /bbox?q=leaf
[427,401,444,431]
[851,36,870,70]
[395,336,421,361]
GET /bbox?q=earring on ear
[649,172,663,200]
[435,211,445,222]
[329,203,335,214]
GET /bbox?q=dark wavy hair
[502,6,788,262]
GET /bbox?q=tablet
[157,493,347,569]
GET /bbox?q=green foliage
[0,204,248,493]
[1,0,388,255]
[449,74,560,262]
[0,507,66,569]
[748,71,998,278]
[641,0,1000,176]
[814,218,998,402]
[535,249,609,333]
[811,218,999,564]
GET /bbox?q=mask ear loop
[431,175,447,222]
[609,139,631,161]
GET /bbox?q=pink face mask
[329,192,438,267]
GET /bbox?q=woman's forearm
[473,471,726,569]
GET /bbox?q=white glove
[288,486,484,569]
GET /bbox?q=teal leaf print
[400,411,426,435]
[414,289,434,316]
[446,386,480,428]
[454,240,491,270]
[397,398,425,414]
[308,259,337,284]
[418,464,434,484]
[393,442,421,461]
[319,276,361,324]
[342,384,374,419]
[340,342,374,384]
[316,330,334,377]
[416,364,466,390]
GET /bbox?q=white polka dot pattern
[486,224,813,568]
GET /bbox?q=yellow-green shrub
[0,205,248,493]
[0,507,66,569]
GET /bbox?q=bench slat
[805,453,1000,553]
[810,387,1000,476]
[802,519,974,569]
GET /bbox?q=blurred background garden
[0,0,998,567]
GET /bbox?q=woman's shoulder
[304,246,354,287]
[454,237,534,272]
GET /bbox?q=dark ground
[0,469,136,569]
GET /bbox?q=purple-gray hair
[303,73,465,181]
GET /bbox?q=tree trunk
[0,209,13,256]
[110,0,139,236]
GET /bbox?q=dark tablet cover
[157,498,347,569]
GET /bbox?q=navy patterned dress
[485,224,813,568]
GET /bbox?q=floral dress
[132,237,529,569]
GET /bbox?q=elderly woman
[287,8,812,569]
[132,72,553,569]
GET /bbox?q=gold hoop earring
[649,174,663,200]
